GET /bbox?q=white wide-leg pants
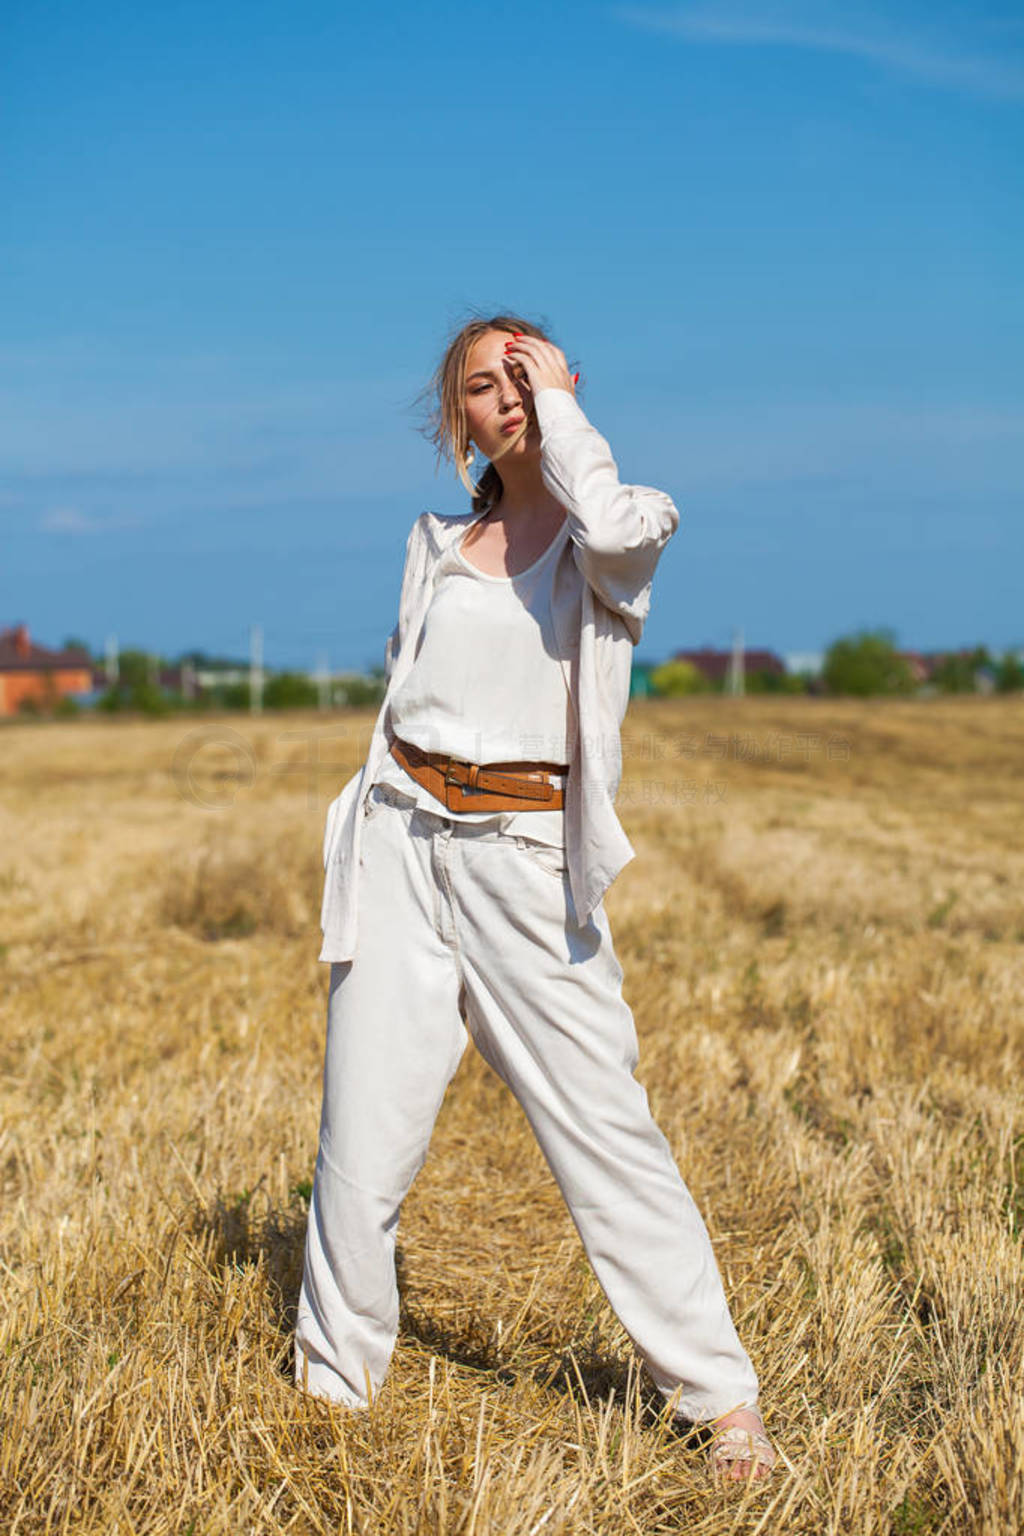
[295,783,759,1421]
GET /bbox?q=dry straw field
[2,696,1022,1534]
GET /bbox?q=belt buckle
[442,755,473,813]
[443,755,469,788]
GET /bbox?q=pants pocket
[364,781,413,820]
[514,836,568,880]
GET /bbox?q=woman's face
[463,329,541,464]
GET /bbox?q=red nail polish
[513,332,523,338]
[572,372,580,384]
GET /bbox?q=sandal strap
[711,1426,776,1467]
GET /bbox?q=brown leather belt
[390,736,568,814]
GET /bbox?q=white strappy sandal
[709,1413,777,1481]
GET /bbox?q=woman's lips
[501,419,525,434]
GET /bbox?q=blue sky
[3,0,1021,670]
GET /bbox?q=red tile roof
[0,624,92,673]
[672,647,786,681]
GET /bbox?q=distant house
[0,624,96,717]
[672,647,786,685]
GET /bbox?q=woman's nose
[498,371,525,409]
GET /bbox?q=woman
[295,313,776,1481]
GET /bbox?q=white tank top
[374,519,571,839]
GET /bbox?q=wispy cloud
[612,4,1024,100]
[39,506,142,535]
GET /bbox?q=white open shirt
[318,386,680,964]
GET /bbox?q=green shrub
[130,682,174,717]
[822,630,916,697]
[263,672,319,709]
[649,659,707,697]
[931,646,992,694]
[996,652,1024,693]
[744,669,808,695]
[336,673,387,708]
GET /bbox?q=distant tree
[337,673,387,708]
[649,659,707,697]
[996,652,1024,692]
[95,678,174,716]
[221,682,251,710]
[129,681,174,717]
[822,630,916,697]
[931,646,993,693]
[263,672,319,709]
[117,649,162,689]
[744,668,808,695]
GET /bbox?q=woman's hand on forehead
[502,335,578,399]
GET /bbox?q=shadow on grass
[191,1193,714,1449]
[395,1251,712,1449]
[190,1182,307,1341]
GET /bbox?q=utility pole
[104,634,119,685]
[250,623,263,715]
[728,626,745,697]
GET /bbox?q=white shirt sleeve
[532,387,679,643]
[383,513,430,682]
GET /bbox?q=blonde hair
[416,309,580,514]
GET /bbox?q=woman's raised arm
[533,386,680,643]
